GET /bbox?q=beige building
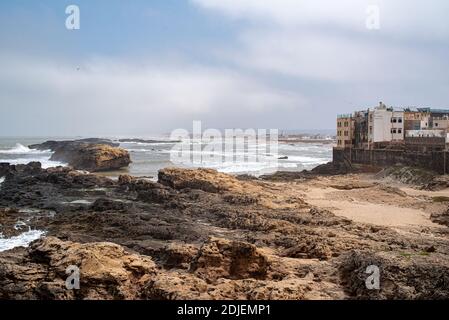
[336,114,354,148]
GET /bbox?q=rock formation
[29,139,130,172]
[1,163,449,300]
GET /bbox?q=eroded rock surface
[29,139,130,172]
[1,163,449,300]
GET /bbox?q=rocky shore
[1,161,449,299]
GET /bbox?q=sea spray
[0,229,46,252]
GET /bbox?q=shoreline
[1,162,449,299]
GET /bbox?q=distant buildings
[336,102,449,152]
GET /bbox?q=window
[391,129,397,134]
[398,118,402,123]
[435,123,439,127]
[392,118,397,123]
[398,129,402,134]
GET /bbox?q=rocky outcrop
[51,143,130,172]
[29,139,130,172]
[431,209,449,227]
[158,168,242,193]
[190,237,269,283]
[0,237,156,299]
[1,163,449,300]
[339,250,449,299]
[29,138,119,151]
[373,165,449,191]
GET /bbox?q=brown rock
[0,237,156,300]
[158,168,240,193]
[190,237,270,283]
[50,144,131,172]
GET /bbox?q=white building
[371,103,404,143]
[391,111,404,141]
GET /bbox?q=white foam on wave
[281,155,330,164]
[0,229,46,252]
[0,158,66,169]
[0,143,48,154]
[0,176,4,188]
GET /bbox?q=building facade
[338,103,449,151]
[336,114,354,149]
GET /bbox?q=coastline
[1,161,449,299]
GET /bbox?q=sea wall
[333,148,449,174]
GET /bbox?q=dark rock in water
[278,156,289,160]
[29,138,119,151]
[118,138,181,144]
[29,139,129,172]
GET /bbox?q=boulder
[28,139,129,172]
[190,237,270,283]
[50,143,131,172]
[339,250,449,299]
[158,168,240,193]
[0,237,156,300]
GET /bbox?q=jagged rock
[0,163,115,209]
[50,144,131,172]
[0,237,157,300]
[158,168,240,193]
[190,237,270,283]
[312,160,353,175]
[154,243,199,270]
[431,209,449,227]
[376,166,443,190]
[90,198,130,212]
[29,138,119,151]
[1,165,449,300]
[29,139,130,172]
[339,250,449,299]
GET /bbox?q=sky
[0,0,448,136]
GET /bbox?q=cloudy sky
[1,0,448,136]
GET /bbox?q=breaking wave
[0,229,46,252]
[0,143,46,154]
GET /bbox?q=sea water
[0,136,333,178]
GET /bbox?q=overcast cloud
[0,0,448,136]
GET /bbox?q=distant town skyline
[1,0,449,136]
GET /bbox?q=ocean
[0,136,333,178]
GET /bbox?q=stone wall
[333,147,449,174]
